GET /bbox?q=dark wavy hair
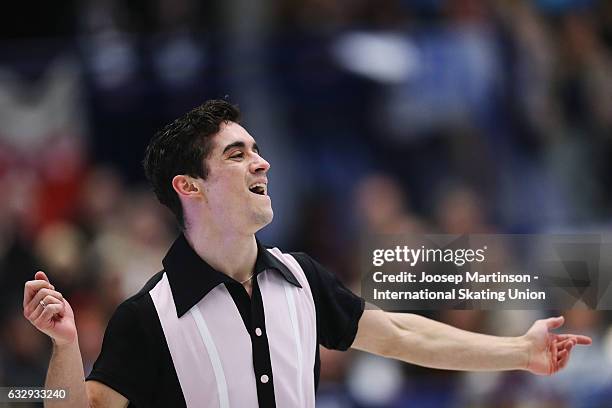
[143,99,241,229]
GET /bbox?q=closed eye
[230,152,244,160]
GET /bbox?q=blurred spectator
[34,222,89,296]
[75,165,126,238]
[88,190,174,298]
[355,174,427,234]
[434,184,494,234]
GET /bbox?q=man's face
[198,121,273,233]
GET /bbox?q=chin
[259,208,274,226]
[249,206,273,232]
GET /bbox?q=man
[23,100,591,407]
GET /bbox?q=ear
[172,175,201,198]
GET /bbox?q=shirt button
[255,328,262,337]
[260,374,269,384]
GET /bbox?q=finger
[30,288,63,308]
[545,316,564,330]
[556,334,592,345]
[573,335,592,345]
[557,349,569,363]
[26,288,63,312]
[555,341,575,370]
[33,301,64,328]
[35,304,64,329]
[25,288,63,316]
[23,279,54,308]
[28,295,62,322]
[35,271,50,283]
[557,336,576,346]
[555,338,574,351]
[557,350,570,371]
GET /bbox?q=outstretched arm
[351,310,591,375]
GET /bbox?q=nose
[251,153,270,174]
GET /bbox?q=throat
[242,279,253,298]
[183,231,259,288]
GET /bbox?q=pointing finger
[573,335,592,345]
[556,334,592,345]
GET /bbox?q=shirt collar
[162,234,301,317]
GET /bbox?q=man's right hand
[23,271,77,347]
[23,271,129,407]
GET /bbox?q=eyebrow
[222,141,260,154]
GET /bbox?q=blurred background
[1,0,612,406]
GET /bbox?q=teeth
[249,183,267,194]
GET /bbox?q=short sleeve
[86,301,153,407]
[291,253,365,351]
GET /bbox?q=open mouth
[248,183,267,196]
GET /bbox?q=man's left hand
[523,316,592,375]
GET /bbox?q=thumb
[545,316,564,330]
[35,270,50,283]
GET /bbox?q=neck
[184,225,258,283]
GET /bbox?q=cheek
[205,177,244,201]
[202,165,247,202]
